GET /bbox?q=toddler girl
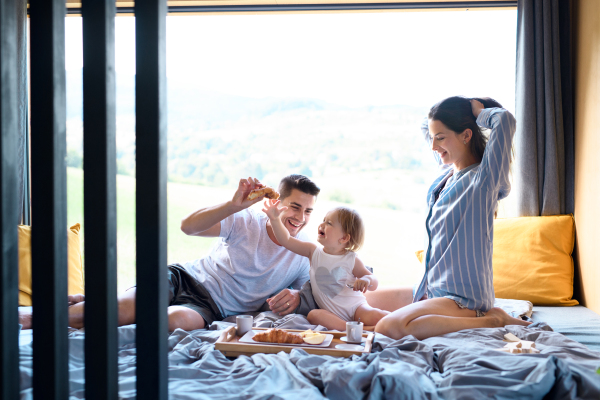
[263,200,389,331]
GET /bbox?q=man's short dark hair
[278,175,320,200]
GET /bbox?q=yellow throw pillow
[18,223,85,306]
[492,215,577,306]
[414,215,578,306]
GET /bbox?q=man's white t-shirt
[181,208,310,318]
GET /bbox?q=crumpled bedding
[18,316,600,400]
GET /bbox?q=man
[21,174,320,331]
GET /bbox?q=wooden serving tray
[215,326,374,358]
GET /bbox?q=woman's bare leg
[375,297,531,340]
[364,287,413,312]
[307,309,347,331]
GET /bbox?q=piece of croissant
[252,328,303,344]
[247,187,280,201]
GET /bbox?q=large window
[65,10,517,292]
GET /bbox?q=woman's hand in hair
[470,99,485,119]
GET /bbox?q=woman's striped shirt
[413,108,516,312]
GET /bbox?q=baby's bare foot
[485,307,532,328]
[68,294,85,306]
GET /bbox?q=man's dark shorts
[167,263,224,326]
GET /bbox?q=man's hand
[262,199,287,221]
[267,288,300,316]
[471,99,485,119]
[231,176,265,209]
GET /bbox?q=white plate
[239,330,334,348]
[335,344,364,351]
[340,336,365,344]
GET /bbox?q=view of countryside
[64,11,517,292]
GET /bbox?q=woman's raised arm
[476,108,516,197]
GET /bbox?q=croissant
[252,328,303,344]
[247,187,280,201]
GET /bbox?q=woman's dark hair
[428,96,503,162]
[278,174,321,200]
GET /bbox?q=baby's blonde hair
[332,206,365,252]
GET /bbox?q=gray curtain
[16,0,28,224]
[514,0,574,216]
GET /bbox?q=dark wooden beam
[64,1,518,14]
[29,0,69,398]
[0,0,21,397]
[82,0,118,399]
[135,0,168,399]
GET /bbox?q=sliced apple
[303,333,325,345]
[300,329,318,338]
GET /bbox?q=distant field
[67,167,221,292]
[67,167,426,293]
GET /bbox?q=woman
[373,96,531,340]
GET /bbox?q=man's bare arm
[180,177,265,237]
[181,202,240,237]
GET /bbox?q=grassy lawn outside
[68,167,220,292]
[68,167,426,293]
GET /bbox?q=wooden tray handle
[217,325,238,343]
[227,326,238,342]
[364,332,375,353]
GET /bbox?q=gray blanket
[18,319,600,399]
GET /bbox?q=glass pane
[65,9,517,293]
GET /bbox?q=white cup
[346,321,364,343]
[236,315,253,336]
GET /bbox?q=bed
[17,217,598,398]
[17,302,600,399]
[531,306,600,352]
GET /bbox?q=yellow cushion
[18,223,85,306]
[492,215,577,306]
[414,215,577,306]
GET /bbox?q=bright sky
[65,10,517,110]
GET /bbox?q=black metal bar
[1,0,21,397]
[64,1,517,14]
[82,0,118,399]
[21,106,30,226]
[135,0,169,398]
[29,0,69,399]
[16,0,28,227]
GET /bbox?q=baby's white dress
[309,247,367,321]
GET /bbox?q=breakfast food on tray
[299,329,317,338]
[247,187,280,201]
[299,329,326,345]
[252,328,303,344]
